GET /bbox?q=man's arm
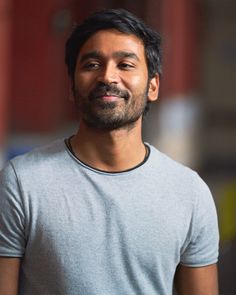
[0,257,21,295]
[174,264,219,295]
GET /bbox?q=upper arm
[0,163,26,256]
[0,257,21,295]
[0,164,25,294]
[174,263,219,295]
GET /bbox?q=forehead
[78,29,146,60]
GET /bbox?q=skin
[174,264,219,295]
[0,29,218,294]
[0,257,20,294]
[70,29,159,172]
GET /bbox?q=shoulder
[1,139,68,182]
[147,144,209,197]
[146,146,219,266]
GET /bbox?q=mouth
[94,93,123,102]
[89,84,130,101]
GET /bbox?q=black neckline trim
[64,137,150,174]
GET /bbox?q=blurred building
[0,0,236,293]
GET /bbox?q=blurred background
[0,0,235,293]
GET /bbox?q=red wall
[0,0,12,145]
[10,0,75,132]
[161,0,201,98]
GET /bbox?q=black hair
[65,8,162,81]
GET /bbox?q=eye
[82,61,101,70]
[119,62,135,70]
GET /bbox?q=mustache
[88,83,130,101]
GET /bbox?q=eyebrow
[79,50,140,63]
[113,51,140,61]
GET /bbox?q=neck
[70,118,146,172]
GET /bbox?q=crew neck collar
[64,137,151,174]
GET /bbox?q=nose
[97,63,119,84]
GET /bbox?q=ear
[147,74,160,102]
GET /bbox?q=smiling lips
[89,83,130,101]
[95,93,123,101]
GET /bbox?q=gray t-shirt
[0,140,219,295]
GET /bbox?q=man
[0,8,219,295]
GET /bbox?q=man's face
[73,29,158,130]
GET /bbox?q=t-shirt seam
[0,252,23,258]
[180,258,218,267]
[64,140,152,176]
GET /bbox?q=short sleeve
[180,175,219,267]
[0,162,26,257]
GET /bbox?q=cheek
[75,74,94,94]
[128,74,148,93]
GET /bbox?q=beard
[74,82,149,131]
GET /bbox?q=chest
[25,178,192,270]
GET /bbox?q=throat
[65,136,149,173]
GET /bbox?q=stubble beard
[74,83,149,131]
